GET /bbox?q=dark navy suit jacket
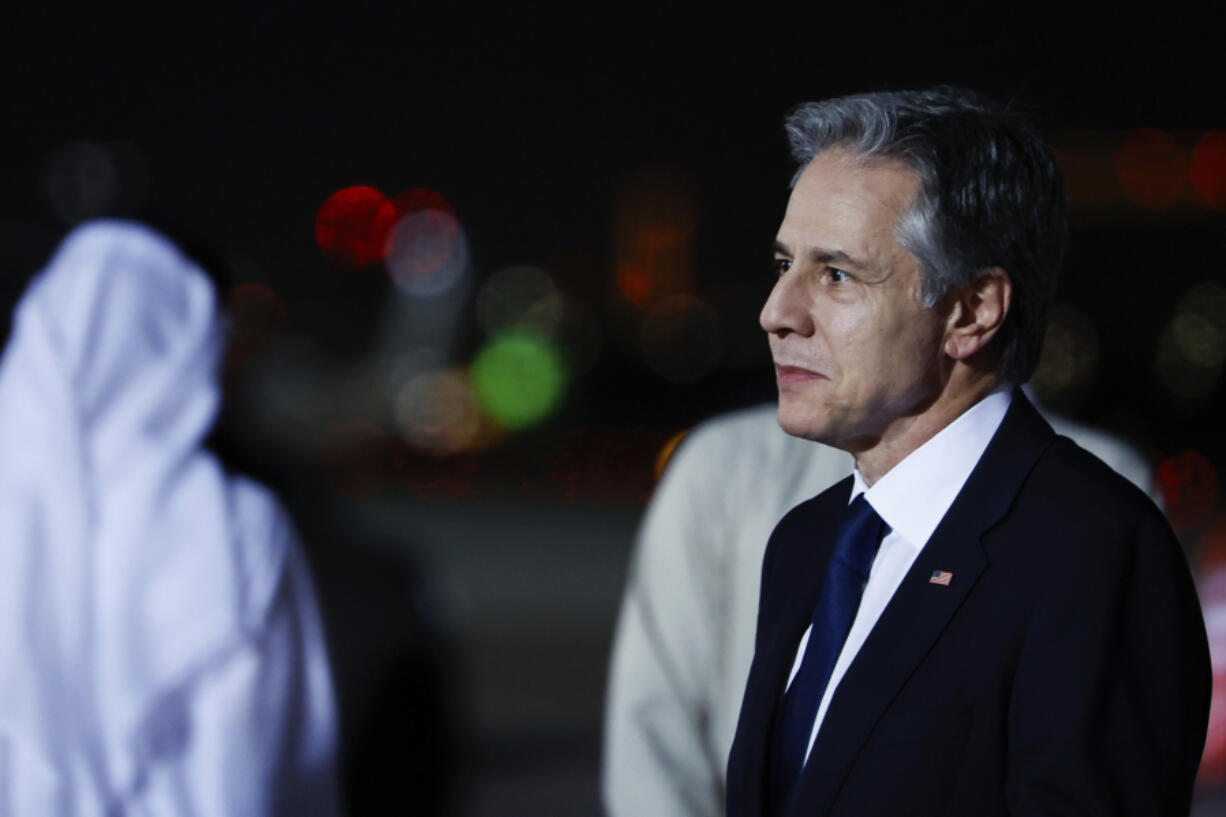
[726,393,1210,817]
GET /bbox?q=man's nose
[760,271,813,338]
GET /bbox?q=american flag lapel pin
[929,569,953,587]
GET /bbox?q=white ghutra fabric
[0,222,339,816]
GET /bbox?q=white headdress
[0,221,328,814]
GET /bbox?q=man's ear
[943,267,1011,361]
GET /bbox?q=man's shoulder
[1042,411,1157,499]
[995,434,1175,567]
[1031,435,1162,521]
[761,476,854,567]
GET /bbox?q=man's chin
[774,402,828,443]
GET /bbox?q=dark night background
[3,5,1224,816]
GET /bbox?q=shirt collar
[850,387,1013,550]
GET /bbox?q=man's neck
[853,374,1004,486]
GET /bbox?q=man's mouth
[774,363,822,385]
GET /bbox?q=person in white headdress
[0,221,341,816]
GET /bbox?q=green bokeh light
[471,331,566,430]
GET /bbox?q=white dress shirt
[787,388,1013,764]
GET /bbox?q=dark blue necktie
[768,494,888,813]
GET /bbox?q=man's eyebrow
[772,240,869,271]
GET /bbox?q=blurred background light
[1028,303,1099,409]
[1052,132,1123,212]
[225,283,288,369]
[386,207,469,298]
[474,267,604,384]
[1198,515,1226,573]
[1173,313,1226,369]
[639,294,723,383]
[616,262,654,308]
[1156,282,1226,402]
[374,276,472,369]
[1156,450,1219,534]
[471,331,566,430]
[41,140,120,224]
[1197,515,1226,786]
[1116,128,1188,211]
[314,185,398,271]
[653,428,689,482]
[613,168,698,310]
[394,367,483,455]
[385,347,448,401]
[1201,603,1226,787]
[476,265,563,337]
[393,187,457,218]
[1191,131,1226,209]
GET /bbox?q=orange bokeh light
[654,428,690,482]
[1116,129,1188,211]
[617,262,655,307]
[314,185,397,271]
[639,225,687,249]
[613,168,698,311]
[1191,131,1226,209]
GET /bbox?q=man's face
[761,148,950,452]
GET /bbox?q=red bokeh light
[314,185,397,271]
[392,188,456,218]
[1191,131,1226,210]
[1116,129,1188,211]
[1156,450,1219,534]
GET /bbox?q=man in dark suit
[725,87,1211,817]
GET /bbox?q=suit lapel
[787,392,1055,816]
[727,478,853,817]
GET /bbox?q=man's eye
[828,267,850,283]
[773,258,792,277]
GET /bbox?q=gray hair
[784,86,1068,384]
